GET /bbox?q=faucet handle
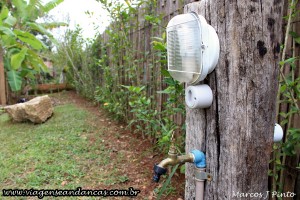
[153,164,167,183]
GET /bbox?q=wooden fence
[100,0,187,133]
[277,0,300,195]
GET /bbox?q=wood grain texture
[185,0,283,199]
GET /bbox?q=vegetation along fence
[97,0,186,145]
[49,0,299,196]
[271,0,300,196]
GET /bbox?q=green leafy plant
[0,0,66,92]
[155,164,179,200]
[92,0,186,153]
[52,26,101,100]
[270,0,300,196]
[121,85,160,138]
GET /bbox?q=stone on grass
[5,95,53,123]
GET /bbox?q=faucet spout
[157,154,194,169]
[153,147,205,182]
[153,144,194,182]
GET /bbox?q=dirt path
[52,91,185,200]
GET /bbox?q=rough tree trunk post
[185,1,283,199]
[0,47,7,105]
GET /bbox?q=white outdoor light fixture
[167,12,219,109]
[166,12,219,84]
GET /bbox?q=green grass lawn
[0,104,112,191]
[0,93,186,199]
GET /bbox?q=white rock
[5,95,53,123]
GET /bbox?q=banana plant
[0,0,66,91]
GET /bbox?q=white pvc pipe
[195,180,204,200]
[195,168,205,200]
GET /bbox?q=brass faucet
[157,142,194,168]
[153,136,194,182]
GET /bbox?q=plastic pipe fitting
[274,123,283,142]
[190,149,206,168]
[185,85,213,109]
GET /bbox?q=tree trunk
[185,1,283,199]
[0,47,7,105]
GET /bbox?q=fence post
[184,1,284,199]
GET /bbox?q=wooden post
[185,1,284,199]
[0,47,7,105]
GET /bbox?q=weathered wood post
[0,47,7,105]
[185,1,284,199]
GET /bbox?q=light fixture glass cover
[166,12,219,84]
